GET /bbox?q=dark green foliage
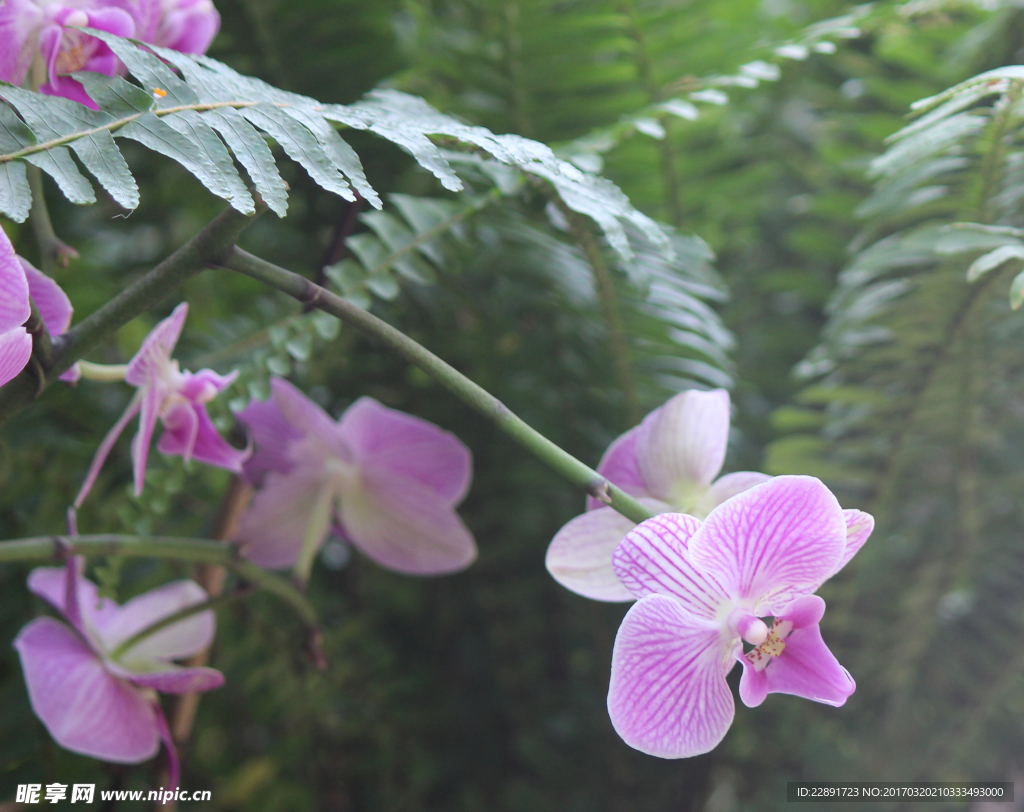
[5,0,1024,810]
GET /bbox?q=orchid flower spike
[13,563,223,785]
[0,227,77,389]
[606,476,874,758]
[236,377,476,578]
[546,389,771,601]
[74,302,248,508]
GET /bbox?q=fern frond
[0,31,665,262]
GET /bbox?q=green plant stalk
[0,534,317,628]
[0,205,259,427]
[218,248,655,525]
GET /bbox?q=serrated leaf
[241,103,355,202]
[162,110,254,213]
[74,71,152,116]
[0,161,30,222]
[85,28,198,107]
[69,130,139,210]
[283,107,379,208]
[207,108,288,217]
[24,147,95,205]
[0,104,34,152]
[119,112,249,210]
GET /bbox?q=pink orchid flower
[546,389,771,602]
[0,0,139,108]
[1,0,217,108]
[607,475,874,758]
[13,564,223,784]
[74,302,248,507]
[0,227,77,388]
[236,376,476,575]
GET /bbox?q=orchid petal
[705,471,773,511]
[236,465,333,569]
[0,229,30,334]
[238,395,304,483]
[110,662,224,694]
[27,567,119,632]
[14,617,159,762]
[130,383,163,495]
[98,580,214,661]
[158,402,248,472]
[155,0,219,54]
[833,509,874,576]
[74,391,142,508]
[40,76,100,109]
[636,389,731,500]
[178,368,237,402]
[0,0,41,86]
[586,424,649,511]
[339,465,476,575]
[157,401,199,462]
[25,255,78,346]
[546,499,668,602]
[0,326,32,389]
[269,377,348,459]
[154,702,180,789]
[612,513,730,620]
[106,0,162,41]
[778,594,826,629]
[125,303,187,386]
[608,594,735,759]
[338,397,472,505]
[688,476,846,610]
[738,623,854,708]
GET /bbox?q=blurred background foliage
[3,0,1024,809]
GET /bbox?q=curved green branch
[0,534,318,629]
[218,248,655,526]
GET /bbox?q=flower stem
[108,589,246,661]
[77,361,130,382]
[218,248,655,525]
[0,534,318,629]
[0,205,260,427]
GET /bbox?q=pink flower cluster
[0,0,219,108]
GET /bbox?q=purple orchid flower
[0,227,77,388]
[606,475,873,758]
[13,563,223,784]
[235,376,476,576]
[0,0,138,108]
[74,302,248,508]
[546,389,771,602]
[152,0,219,54]
[1,0,217,109]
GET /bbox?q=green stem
[78,361,130,382]
[218,248,655,525]
[0,534,318,628]
[27,165,78,273]
[0,205,260,427]
[108,589,245,661]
